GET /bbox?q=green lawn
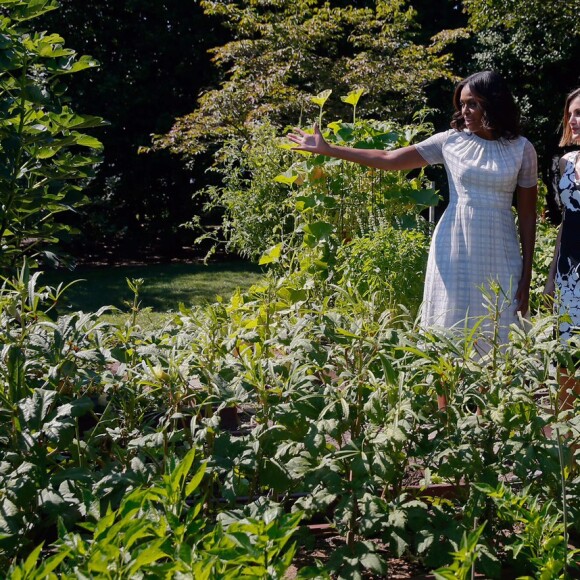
[40,260,265,316]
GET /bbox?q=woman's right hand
[543,277,555,301]
[287,124,330,155]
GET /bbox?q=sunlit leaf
[301,221,333,239]
[274,168,299,185]
[258,243,283,265]
[340,88,365,107]
[310,89,332,107]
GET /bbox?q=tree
[153,0,464,160]
[461,0,580,178]
[38,0,230,261]
[0,0,106,270]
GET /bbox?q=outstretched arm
[287,124,428,172]
[515,183,538,315]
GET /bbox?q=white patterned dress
[415,130,537,344]
[555,151,580,342]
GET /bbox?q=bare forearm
[287,126,428,171]
[317,142,426,171]
[516,185,538,283]
[519,215,536,283]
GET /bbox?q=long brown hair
[451,71,521,140]
[559,88,580,147]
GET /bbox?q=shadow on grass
[40,260,265,313]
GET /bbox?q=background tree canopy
[152,0,465,159]
[462,0,580,172]
[38,0,229,262]
[25,0,580,263]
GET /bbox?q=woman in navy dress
[545,87,580,410]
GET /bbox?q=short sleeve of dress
[517,139,538,188]
[414,130,452,166]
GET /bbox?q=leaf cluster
[0,0,106,271]
[192,99,438,278]
[462,0,580,171]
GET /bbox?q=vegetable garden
[1,1,579,578]
[2,110,579,578]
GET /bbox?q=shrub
[0,0,105,271]
[335,215,430,317]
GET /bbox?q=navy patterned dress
[556,151,580,341]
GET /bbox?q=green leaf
[47,54,100,75]
[185,460,206,498]
[328,121,354,142]
[37,38,73,58]
[36,147,58,159]
[19,388,57,427]
[71,132,103,149]
[36,548,71,577]
[258,243,282,265]
[340,88,365,107]
[294,194,316,210]
[128,542,168,576]
[21,542,44,576]
[274,168,299,185]
[407,187,440,207]
[301,221,333,240]
[10,0,59,22]
[360,551,385,574]
[169,447,196,496]
[276,286,307,303]
[311,89,332,107]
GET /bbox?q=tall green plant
[277,102,439,242]
[0,0,106,270]
[335,218,430,317]
[476,483,580,578]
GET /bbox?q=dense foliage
[154,0,580,254]
[5,0,574,261]
[0,0,105,270]
[7,0,576,261]
[1,242,578,577]
[462,0,580,175]
[153,0,461,162]
[191,93,437,264]
[37,0,229,261]
[2,1,580,577]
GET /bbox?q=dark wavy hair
[450,71,521,140]
[559,87,580,147]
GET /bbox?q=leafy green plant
[0,0,106,270]
[277,107,439,243]
[335,217,430,317]
[531,216,559,315]
[0,206,578,578]
[188,90,438,269]
[340,88,366,125]
[7,449,301,579]
[433,523,487,580]
[189,120,297,260]
[476,482,580,579]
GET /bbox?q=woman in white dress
[288,71,538,405]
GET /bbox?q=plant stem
[555,426,569,577]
